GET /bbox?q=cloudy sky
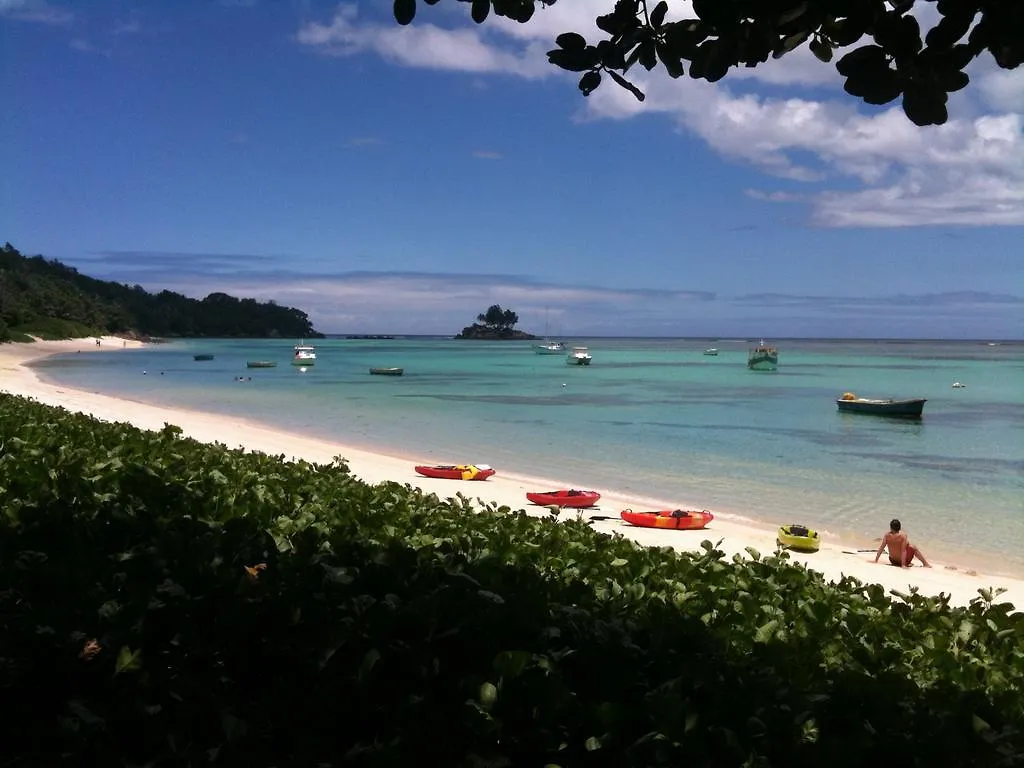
[2,0,1021,339]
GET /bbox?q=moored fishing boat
[369,367,404,376]
[246,361,277,368]
[526,489,601,508]
[747,340,778,371]
[620,509,714,530]
[193,354,215,361]
[836,392,927,418]
[414,464,495,480]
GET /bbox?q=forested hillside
[0,243,322,342]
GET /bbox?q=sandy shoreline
[3,336,1022,610]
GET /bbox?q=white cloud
[296,3,1024,228]
[978,69,1024,113]
[296,4,550,78]
[82,266,1020,337]
[0,0,71,24]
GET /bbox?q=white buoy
[562,383,567,387]
[299,367,308,373]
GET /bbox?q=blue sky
[2,0,1022,339]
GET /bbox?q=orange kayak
[526,489,601,508]
[414,464,496,480]
[620,509,714,530]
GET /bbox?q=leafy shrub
[1,393,1022,767]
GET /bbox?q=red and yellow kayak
[620,509,714,530]
[414,464,496,481]
[526,489,601,508]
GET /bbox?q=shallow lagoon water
[34,337,1024,575]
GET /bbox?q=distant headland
[454,304,538,340]
[0,242,322,343]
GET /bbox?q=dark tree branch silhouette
[392,0,1022,126]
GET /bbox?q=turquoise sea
[32,337,1024,576]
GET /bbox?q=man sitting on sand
[874,518,931,568]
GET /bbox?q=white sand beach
[3,336,1022,610]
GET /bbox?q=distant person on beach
[874,518,932,568]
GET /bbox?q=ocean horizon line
[316,334,1023,343]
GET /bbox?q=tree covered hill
[0,243,322,342]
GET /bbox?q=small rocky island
[455,304,538,340]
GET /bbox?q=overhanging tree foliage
[391,0,1023,126]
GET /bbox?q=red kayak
[414,464,495,481]
[526,489,601,508]
[620,509,714,530]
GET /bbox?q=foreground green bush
[1,393,1022,767]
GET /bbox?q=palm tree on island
[455,304,538,340]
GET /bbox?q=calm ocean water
[32,337,1024,575]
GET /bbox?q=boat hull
[193,354,215,361]
[621,509,713,530]
[777,524,820,552]
[747,342,778,371]
[414,464,495,481]
[370,367,404,376]
[246,361,277,368]
[533,343,566,355]
[526,489,601,508]
[836,398,926,418]
[747,354,777,371]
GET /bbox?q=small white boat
[703,348,718,356]
[292,343,316,366]
[952,381,966,389]
[533,340,567,355]
[566,346,592,366]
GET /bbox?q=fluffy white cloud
[296,3,1024,227]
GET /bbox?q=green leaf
[610,557,629,567]
[556,32,587,51]
[650,1,668,30]
[935,69,969,92]
[579,70,602,95]
[836,45,889,78]
[925,11,975,49]
[393,0,415,25]
[656,41,685,78]
[549,48,601,73]
[774,30,811,58]
[470,0,489,24]
[902,83,948,126]
[584,736,602,751]
[114,646,142,676]
[809,37,833,63]
[479,681,498,709]
[754,619,779,643]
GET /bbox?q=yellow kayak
[777,524,820,553]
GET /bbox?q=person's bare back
[875,518,931,568]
